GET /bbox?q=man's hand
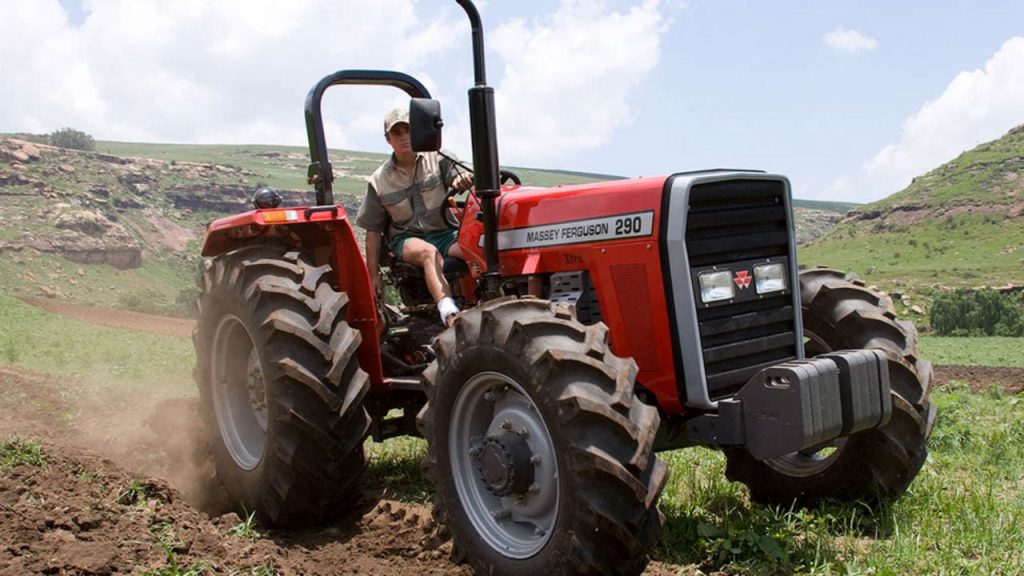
[452,172,473,192]
[371,272,383,300]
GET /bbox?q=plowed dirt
[0,363,687,575]
[933,364,1024,395]
[0,366,476,576]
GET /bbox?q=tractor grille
[685,180,798,398]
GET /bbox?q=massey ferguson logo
[734,270,752,289]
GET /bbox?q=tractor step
[687,350,891,460]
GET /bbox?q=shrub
[930,289,1024,336]
[48,127,95,151]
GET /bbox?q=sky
[2,0,1023,203]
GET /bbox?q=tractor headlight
[699,270,735,303]
[754,263,787,294]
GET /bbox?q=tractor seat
[390,256,469,280]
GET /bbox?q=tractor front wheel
[194,246,371,526]
[418,297,667,576]
[725,268,937,505]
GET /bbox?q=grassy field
[921,336,1024,367]
[799,214,1024,288]
[0,254,199,316]
[95,140,621,190]
[1,296,1021,574]
[0,294,194,399]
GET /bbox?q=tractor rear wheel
[418,297,667,576]
[725,268,936,505]
[194,245,371,526]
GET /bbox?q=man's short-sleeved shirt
[356,151,461,239]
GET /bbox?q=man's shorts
[388,229,459,261]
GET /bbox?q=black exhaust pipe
[456,0,502,297]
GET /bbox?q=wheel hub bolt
[528,483,540,494]
[492,508,511,521]
[484,390,495,401]
[500,419,512,431]
[529,455,541,466]
[518,427,529,438]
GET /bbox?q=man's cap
[384,108,409,133]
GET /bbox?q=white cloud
[481,0,668,166]
[859,36,1024,199]
[823,26,878,54]
[0,0,466,153]
[0,0,669,169]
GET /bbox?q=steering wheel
[500,170,521,186]
[440,170,522,229]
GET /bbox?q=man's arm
[356,182,388,299]
[439,152,473,191]
[365,230,384,299]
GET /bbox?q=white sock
[438,297,459,324]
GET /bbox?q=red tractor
[194,2,935,574]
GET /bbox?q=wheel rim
[210,315,268,471]
[449,372,559,559]
[763,330,847,477]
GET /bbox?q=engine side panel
[457,178,683,412]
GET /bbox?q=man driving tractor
[356,106,473,326]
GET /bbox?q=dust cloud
[0,365,227,515]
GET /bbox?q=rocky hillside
[0,138,368,311]
[800,124,1024,321]
[0,136,848,312]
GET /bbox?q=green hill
[0,135,851,316]
[800,124,1024,322]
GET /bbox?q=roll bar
[303,1,503,294]
[303,70,431,206]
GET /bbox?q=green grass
[799,214,1024,288]
[364,435,432,503]
[0,436,48,472]
[0,293,194,398]
[228,511,263,541]
[655,386,1024,574]
[920,336,1024,367]
[792,199,860,213]
[360,385,1024,575]
[140,522,208,576]
[0,249,197,313]
[96,141,316,192]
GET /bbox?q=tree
[48,128,95,151]
[930,289,1024,336]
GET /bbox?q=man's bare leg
[401,238,458,325]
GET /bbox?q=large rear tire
[418,297,667,576]
[725,268,937,505]
[194,246,371,526]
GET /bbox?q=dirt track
[19,297,195,339]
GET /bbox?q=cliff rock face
[0,138,274,270]
[166,184,311,213]
[0,139,147,269]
